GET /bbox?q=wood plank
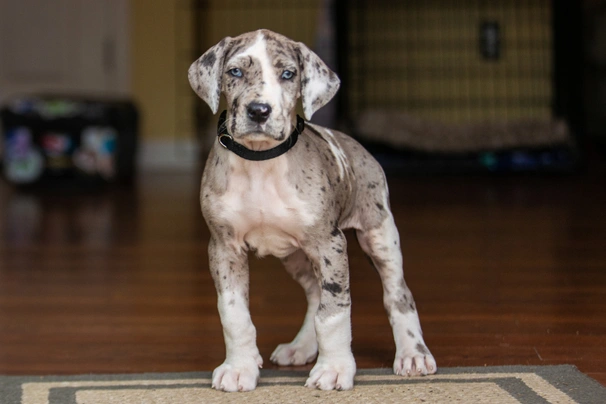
[1,169,605,387]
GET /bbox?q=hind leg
[357,213,437,376]
[270,249,319,366]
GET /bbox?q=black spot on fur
[322,281,342,295]
[416,343,430,355]
[230,97,239,134]
[394,294,412,314]
[376,203,385,211]
[323,257,332,266]
[225,44,244,61]
[331,227,340,237]
[201,51,216,68]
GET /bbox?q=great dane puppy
[188,29,436,392]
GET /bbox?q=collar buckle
[218,133,232,149]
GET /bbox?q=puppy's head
[188,29,340,145]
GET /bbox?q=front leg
[303,228,356,391]
[208,237,262,392]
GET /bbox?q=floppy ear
[188,37,232,114]
[296,42,340,121]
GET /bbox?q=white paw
[305,355,356,390]
[212,355,262,392]
[393,344,437,376]
[270,341,318,366]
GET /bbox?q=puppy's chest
[217,163,314,256]
[223,176,295,225]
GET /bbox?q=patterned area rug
[1,366,604,404]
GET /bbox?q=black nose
[247,102,272,123]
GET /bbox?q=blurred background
[0,0,604,177]
[0,0,605,381]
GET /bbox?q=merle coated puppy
[188,29,436,392]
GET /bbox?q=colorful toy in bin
[1,96,138,185]
[41,132,73,173]
[3,127,44,184]
[73,127,117,179]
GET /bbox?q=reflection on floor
[1,168,605,385]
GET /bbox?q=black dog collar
[216,110,305,161]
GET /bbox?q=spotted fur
[189,29,436,393]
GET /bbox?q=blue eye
[229,68,243,77]
[281,70,294,80]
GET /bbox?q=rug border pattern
[0,365,604,404]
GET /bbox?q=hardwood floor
[1,163,605,386]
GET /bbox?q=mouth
[228,113,289,143]
[236,122,285,141]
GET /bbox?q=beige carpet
[1,366,604,404]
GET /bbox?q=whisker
[219,116,236,134]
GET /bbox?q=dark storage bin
[1,96,138,185]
